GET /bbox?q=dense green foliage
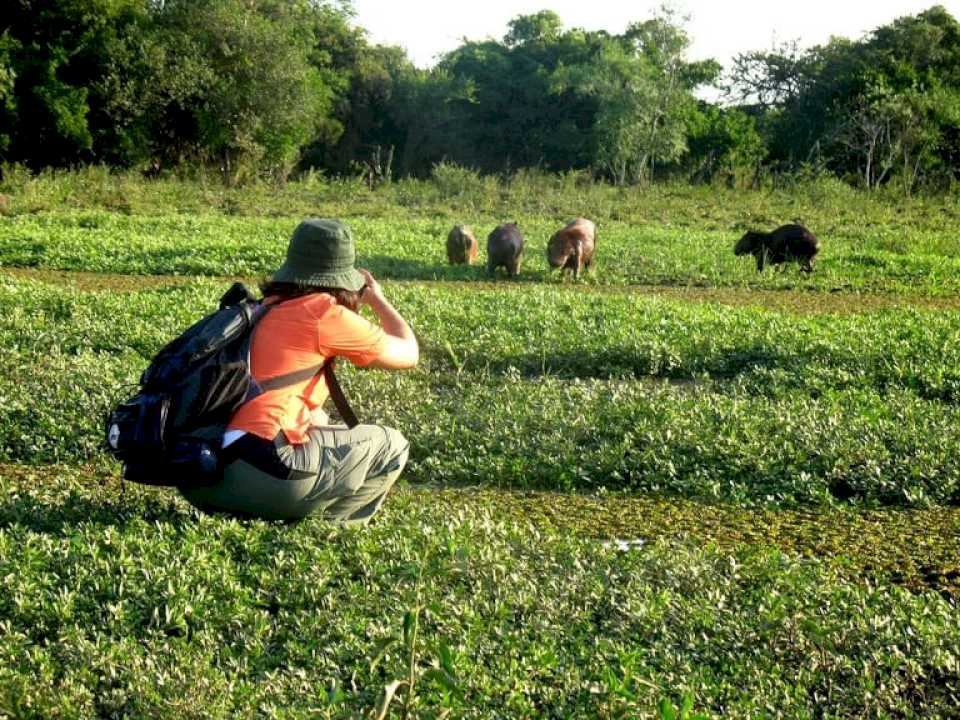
[729,6,960,189]
[4,266,960,507]
[4,206,960,295]
[411,9,720,183]
[2,2,958,187]
[2,177,960,507]
[2,174,960,715]
[1,466,958,718]
[8,161,960,230]
[0,0,361,178]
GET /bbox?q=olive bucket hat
[272,218,366,292]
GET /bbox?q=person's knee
[383,426,409,470]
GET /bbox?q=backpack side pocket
[106,393,170,460]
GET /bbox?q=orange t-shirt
[228,294,387,443]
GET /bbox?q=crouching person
[180,219,418,525]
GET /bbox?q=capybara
[547,218,597,280]
[487,222,524,277]
[446,224,478,265]
[734,224,821,273]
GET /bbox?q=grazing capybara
[734,224,821,273]
[487,222,524,277]
[446,224,478,265]
[547,218,596,280]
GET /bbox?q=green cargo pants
[179,424,409,525]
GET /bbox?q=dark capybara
[446,224,478,265]
[547,218,596,280]
[734,223,821,273]
[486,222,524,277]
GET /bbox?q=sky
[350,0,960,74]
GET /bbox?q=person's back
[179,218,418,524]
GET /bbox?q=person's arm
[357,268,419,370]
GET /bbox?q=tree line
[1,1,958,190]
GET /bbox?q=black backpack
[105,282,358,487]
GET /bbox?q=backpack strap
[247,298,319,394]
[218,282,259,310]
[251,298,360,429]
[257,361,330,392]
[257,358,359,429]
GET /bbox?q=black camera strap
[324,360,359,429]
[259,358,359,429]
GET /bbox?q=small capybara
[487,222,524,277]
[734,223,821,273]
[446,224,478,265]
[547,218,596,279]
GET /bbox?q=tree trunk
[384,145,395,183]
[221,148,233,187]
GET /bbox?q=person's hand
[357,268,384,305]
[355,267,418,369]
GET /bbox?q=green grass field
[1,174,959,718]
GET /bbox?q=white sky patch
[351,0,960,72]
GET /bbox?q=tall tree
[0,0,151,167]
[728,5,960,188]
[554,9,719,183]
[685,103,766,185]
[149,0,348,183]
[0,33,20,154]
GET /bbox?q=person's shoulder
[282,293,336,319]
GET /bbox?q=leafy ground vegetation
[0,175,959,718]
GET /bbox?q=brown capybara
[547,218,597,280]
[487,222,524,278]
[446,224,478,265]
[734,224,821,273]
